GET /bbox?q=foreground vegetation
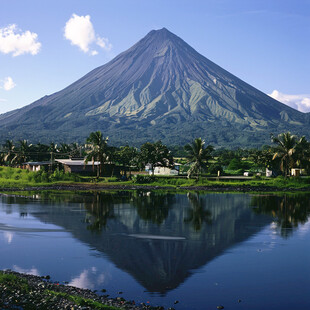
[0,270,149,309]
[0,131,309,190]
[0,165,309,191]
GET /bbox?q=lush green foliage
[46,291,119,309]
[139,141,173,173]
[0,166,78,188]
[85,131,109,177]
[184,138,214,179]
[0,271,120,310]
[132,175,156,184]
[1,131,310,184]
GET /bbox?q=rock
[217,306,224,309]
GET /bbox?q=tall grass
[0,166,78,188]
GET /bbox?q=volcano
[0,28,308,147]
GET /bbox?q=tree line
[0,131,309,178]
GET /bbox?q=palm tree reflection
[84,192,118,232]
[132,191,175,225]
[184,192,212,231]
[251,194,310,238]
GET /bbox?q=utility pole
[50,151,54,172]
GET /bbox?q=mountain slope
[0,28,308,147]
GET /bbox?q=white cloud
[12,265,40,276]
[4,231,13,244]
[2,77,16,91]
[69,268,106,289]
[269,90,310,113]
[0,24,41,56]
[96,37,112,51]
[64,14,112,55]
[0,98,7,102]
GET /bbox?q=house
[55,158,121,176]
[22,161,51,172]
[266,168,273,177]
[150,163,181,176]
[291,168,306,177]
[55,159,99,174]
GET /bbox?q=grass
[45,290,120,309]
[118,175,310,190]
[0,272,29,292]
[0,271,121,310]
[0,166,310,191]
[0,166,78,188]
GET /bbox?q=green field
[0,166,309,191]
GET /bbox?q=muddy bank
[0,183,310,193]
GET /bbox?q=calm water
[0,191,309,309]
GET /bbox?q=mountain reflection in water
[1,191,309,295]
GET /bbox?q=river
[0,191,309,309]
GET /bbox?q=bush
[107,177,119,182]
[208,164,223,175]
[227,158,251,171]
[132,175,156,184]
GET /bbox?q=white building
[148,163,181,176]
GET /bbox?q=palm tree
[85,131,108,178]
[294,136,310,172]
[70,142,82,158]
[3,140,15,166]
[272,132,297,177]
[11,140,32,166]
[184,138,214,179]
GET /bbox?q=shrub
[107,177,119,182]
[208,164,223,175]
[132,175,156,184]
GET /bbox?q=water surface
[0,191,309,309]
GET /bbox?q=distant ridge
[0,27,308,147]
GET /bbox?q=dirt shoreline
[0,183,310,193]
[0,270,167,310]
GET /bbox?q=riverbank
[0,270,166,310]
[0,166,310,192]
[0,182,310,193]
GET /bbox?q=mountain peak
[0,28,306,147]
[143,27,180,45]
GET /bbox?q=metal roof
[23,161,51,165]
[55,159,100,166]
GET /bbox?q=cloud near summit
[269,90,310,113]
[64,14,112,55]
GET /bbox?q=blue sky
[0,0,309,114]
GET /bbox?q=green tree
[85,131,109,177]
[294,136,310,172]
[70,142,83,158]
[272,132,297,177]
[184,138,213,179]
[11,140,32,166]
[3,140,15,166]
[59,143,72,157]
[118,145,138,177]
[139,141,173,175]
